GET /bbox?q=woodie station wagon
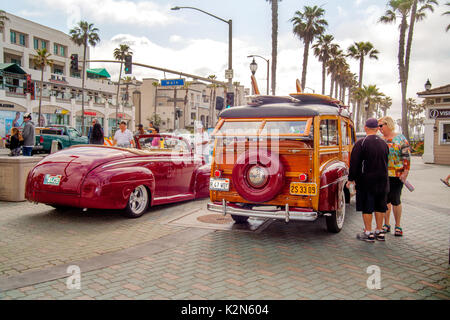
[207,93,356,233]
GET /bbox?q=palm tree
[291,5,328,91]
[266,0,281,95]
[0,10,9,30]
[152,81,159,121]
[379,0,437,141]
[113,44,133,130]
[380,96,392,117]
[347,41,379,130]
[32,49,53,127]
[312,34,339,95]
[326,50,345,98]
[353,85,384,122]
[444,2,450,32]
[69,21,100,135]
[208,75,218,127]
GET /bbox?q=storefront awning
[0,63,27,75]
[87,68,111,79]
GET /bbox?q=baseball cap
[365,118,378,129]
[23,112,32,119]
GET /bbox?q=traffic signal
[124,55,132,74]
[70,54,78,72]
[215,96,224,110]
[226,92,234,108]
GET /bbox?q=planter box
[0,155,45,201]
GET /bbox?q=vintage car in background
[207,93,356,233]
[25,134,210,218]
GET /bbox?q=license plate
[43,174,62,186]
[210,178,230,191]
[290,182,317,196]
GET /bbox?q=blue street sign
[161,78,185,86]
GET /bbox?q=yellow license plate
[289,183,317,196]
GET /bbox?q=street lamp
[171,6,233,92]
[247,55,270,95]
[304,87,315,93]
[249,58,258,75]
[425,79,432,90]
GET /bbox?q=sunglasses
[378,123,386,128]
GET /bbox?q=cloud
[42,0,179,27]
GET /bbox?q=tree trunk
[115,62,123,132]
[38,66,44,127]
[398,15,409,140]
[301,39,310,91]
[271,0,278,95]
[321,61,326,95]
[81,42,87,135]
[355,57,364,130]
[329,73,334,98]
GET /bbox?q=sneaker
[375,231,385,241]
[357,232,375,242]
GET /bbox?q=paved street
[0,156,448,300]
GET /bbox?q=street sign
[161,78,185,86]
[225,69,233,80]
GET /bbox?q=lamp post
[249,58,258,75]
[425,79,432,90]
[171,6,233,93]
[247,55,269,95]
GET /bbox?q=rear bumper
[207,200,318,223]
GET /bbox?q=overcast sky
[4,0,450,119]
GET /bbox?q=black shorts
[356,190,388,214]
[387,177,403,206]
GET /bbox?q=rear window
[216,121,261,135]
[262,121,308,134]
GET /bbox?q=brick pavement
[0,156,448,300]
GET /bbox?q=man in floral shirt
[378,116,410,237]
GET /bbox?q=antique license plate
[43,174,62,186]
[289,182,317,196]
[209,178,230,191]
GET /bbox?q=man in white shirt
[113,121,135,148]
[194,121,210,162]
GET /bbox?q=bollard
[50,140,59,154]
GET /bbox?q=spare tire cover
[232,150,284,203]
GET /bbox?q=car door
[165,137,196,197]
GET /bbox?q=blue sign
[161,78,185,86]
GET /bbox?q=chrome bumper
[207,200,318,223]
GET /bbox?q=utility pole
[173,87,177,130]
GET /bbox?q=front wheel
[326,186,346,233]
[123,185,150,218]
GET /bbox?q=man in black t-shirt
[347,118,389,242]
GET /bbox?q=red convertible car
[25,134,210,218]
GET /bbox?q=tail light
[299,173,308,182]
[39,136,44,143]
[214,170,222,178]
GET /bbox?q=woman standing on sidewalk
[378,116,411,237]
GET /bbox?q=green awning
[0,63,27,75]
[87,68,111,78]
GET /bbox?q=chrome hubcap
[336,188,346,229]
[129,185,148,215]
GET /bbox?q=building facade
[417,83,450,165]
[134,78,247,132]
[0,12,134,138]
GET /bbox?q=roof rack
[247,95,298,106]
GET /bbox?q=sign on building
[429,108,450,119]
[161,79,185,86]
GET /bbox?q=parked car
[35,125,88,152]
[25,134,210,218]
[207,94,357,233]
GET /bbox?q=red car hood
[28,146,131,195]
